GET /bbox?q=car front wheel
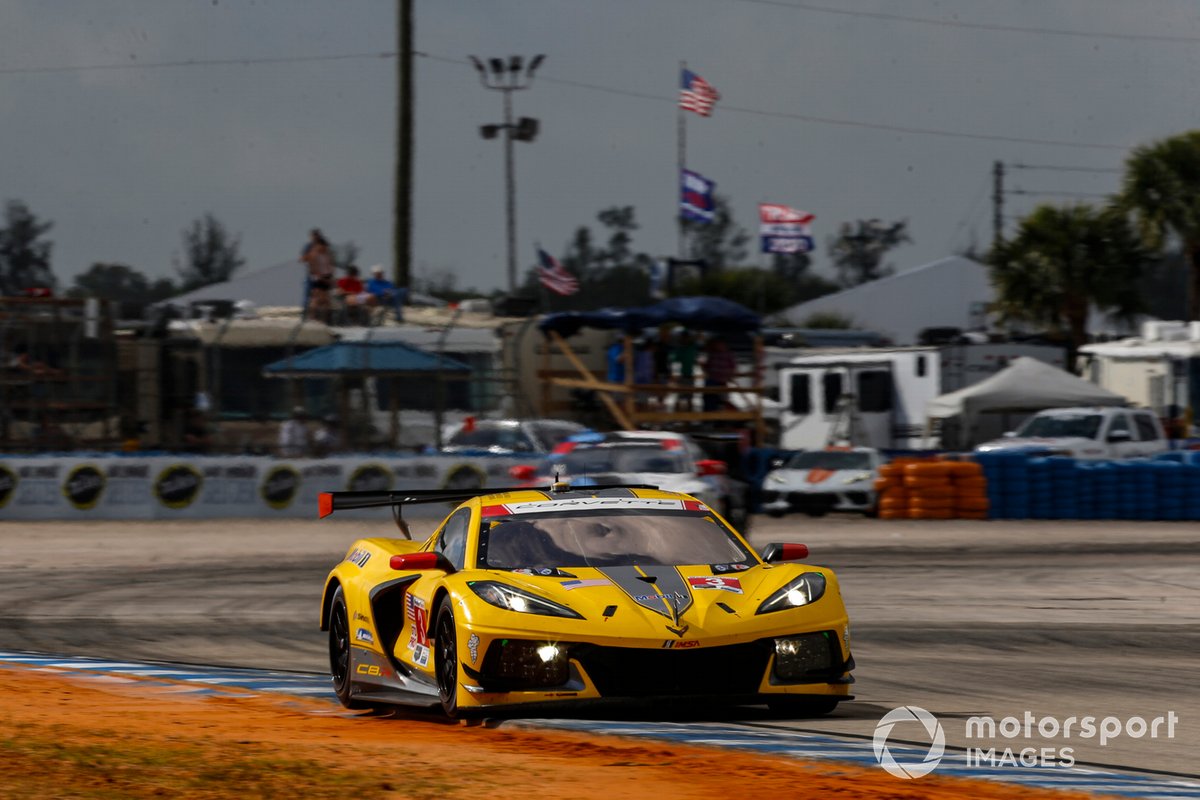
[434,596,461,717]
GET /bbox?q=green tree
[175,213,245,291]
[800,310,856,329]
[770,251,839,304]
[0,200,55,294]
[682,195,750,272]
[676,267,798,315]
[1119,130,1200,320]
[68,263,177,314]
[989,204,1150,368]
[829,218,910,287]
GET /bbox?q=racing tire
[766,696,840,717]
[434,596,462,718]
[443,467,483,492]
[803,508,829,518]
[328,586,374,710]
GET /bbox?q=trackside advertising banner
[0,454,529,520]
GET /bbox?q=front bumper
[761,489,874,513]
[457,628,854,708]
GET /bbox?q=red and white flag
[680,69,720,117]
[538,248,579,296]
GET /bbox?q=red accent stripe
[481,504,512,517]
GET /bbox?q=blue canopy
[538,297,760,338]
[262,341,471,377]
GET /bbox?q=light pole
[469,54,545,294]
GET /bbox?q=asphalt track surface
[1,514,1196,780]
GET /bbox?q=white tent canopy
[926,356,1127,420]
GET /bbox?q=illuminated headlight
[773,632,837,681]
[482,639,570,688]
[468,581,583,619]
[756,572,827,614]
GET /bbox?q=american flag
[537,248,579,296]
[679,69,720,117]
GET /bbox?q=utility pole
[992,160,1005,251]
[469,55,545,294]
[393,0,413,291]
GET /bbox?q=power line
[1011,163,1122,174]
[0,50,394,76]
[1011,189,1113,198]
[0,48,1135,151]
[732,0,1200,44]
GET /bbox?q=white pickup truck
[974,407,1169,460]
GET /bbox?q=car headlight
[756,572,827,614]
[768,472,787,484]
[468,581,583,619]
[843,471,872,484]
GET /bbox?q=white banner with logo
[0,454,530,521]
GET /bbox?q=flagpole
[677,59,687,261]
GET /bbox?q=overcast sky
[3,0,1200,297]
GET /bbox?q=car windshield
[1017,414,1103,439]
[445,425,534,452]
[479,508,751,570]
[544,446,689,476]
[785,451,872,470]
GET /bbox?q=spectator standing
[302,229,335,323]
[702,337,737,412]
[278,406,310,458]
[366,265,406,322]
[312,415,343,457]
[671,329,699,411]
[182,408,212,453]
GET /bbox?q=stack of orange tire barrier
[874,458,920,519]
[903,461,955,519]
[947,460,989,519]
[874,457,991,520]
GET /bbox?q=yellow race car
[319,482,854,718]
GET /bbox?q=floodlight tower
[469,54,545,294]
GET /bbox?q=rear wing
[318,484,658,518]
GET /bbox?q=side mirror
[1107,429,1132,443]
[390,552,455,573]
[696,459,727,477]
[508,464,537,481]
[760,542,810,563]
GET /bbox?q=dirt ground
[0,668,1103,800]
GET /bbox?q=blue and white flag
[681,169,716,224]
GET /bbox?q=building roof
[777,256,991,345]
[261,340,471,377]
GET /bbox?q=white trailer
[777,343,1065,451]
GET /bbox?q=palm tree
[989,203,1149,369]
[1120,131,1200,320]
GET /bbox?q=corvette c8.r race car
[319,482,854,718]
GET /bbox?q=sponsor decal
[635,591,688,604]
[355,663,391,678]
[406,594,430,664]
[353,611,370,622]
[355,628,375,645]
[561,578,612,590]
[154,464,203,509]
[501,497,693,515]
[348,464,392,492]
[0,465,19,509]
[711,563,750,573]
[661,640,700,649]
[260,465,300,510]
[687,576,743,594]
[63,465,106,510]
[412,644,430,667]
[467,633,480,664]
[345,548,371,568]
[664,624,690,638]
